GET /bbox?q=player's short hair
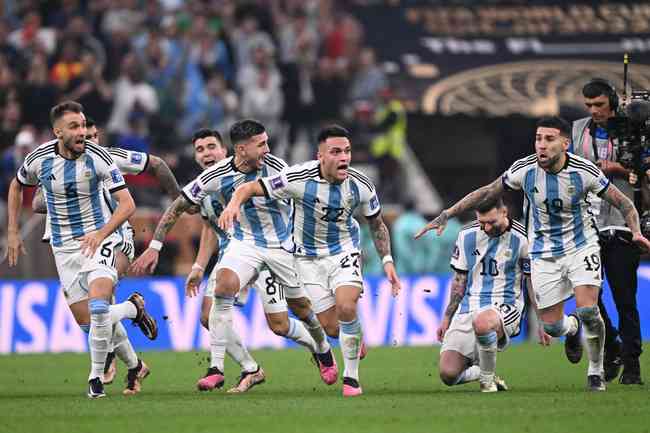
[229,120,265,145]
[192,128,224,147]
[317,124,350,144]
[85,116,96,129]
[50,101,83,126]
[476,195,505,214]
[536,116,571,138]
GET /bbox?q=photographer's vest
[571,116,631,231]
[371,100,406,159]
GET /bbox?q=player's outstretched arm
[186,220,218,297]
[31,187,46,214]
[5,178,27,266]
[80,188,135,257]
[525,275,551,346]
[415,176,505,239]
[437,271,467,342]
[367,212,402,297]
[218,180,264,231]
[145,155,182,199]
[130,195,193,275]
[601,183,650,251]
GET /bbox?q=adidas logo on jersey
[472,249,480,256]
[269,298,277,304]
[48,174,56,181]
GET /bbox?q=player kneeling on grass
[437,196,551,392]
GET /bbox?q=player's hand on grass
[5,230,26,266]
[185,266,204,297]
[538,327,552,346]
[437,318,450,342]
[414,210,448,239]
[131,248,160,275]
[218,203,241,232]
[632,232,650,252]
[384,262,402,297]
[79,231,105,257]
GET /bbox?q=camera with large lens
[607,95,650,173]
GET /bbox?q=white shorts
[296,250,364,314]
[440,303,522,361]
[53,232,122,306]
[204,266,287,314]
[216,238,303,298]
[531,243,602,310]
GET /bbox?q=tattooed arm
[601,183,650,251]
[130,195,193,275]
[367,212,402,296]
[437,271,467,342]
[146,155,182,199]
[415,176,504,239]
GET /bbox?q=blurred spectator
[106,52,159,136]
[65,51,113,126]
[64,15,107,69]
[0,98,22,155]
[20,53,60,131]
[312,57,346,126]
[8,11,57,57]
[348,47,387,103]
[0,19,25,71]
[45,0,83,29]
[101,0,144,36]
[231,14,274,71]
[371,87,406,203]
[116,111,151,154]
[239,45,283,143]
[0,126,36,199]
[49,38,83,91]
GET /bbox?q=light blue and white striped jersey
[42,147,148,243]
[502,152,609,259]
[259,160,381,257]
[182,154,292,250]
[18,139,127,248]
[450,220,529,314]
[199,192,230,261]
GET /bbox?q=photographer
[571,78,643,385]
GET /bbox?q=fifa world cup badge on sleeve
[270,176,285,191]
[369,195,379,211]
[131,153,142,164]
[111,169,124,184]
[190,183,201,198]
[452,245,460,260]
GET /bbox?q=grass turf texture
[1,344,648,433]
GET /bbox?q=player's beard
[63,135,84,158]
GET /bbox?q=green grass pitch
[1,344,648,433]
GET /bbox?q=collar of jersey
[229,156,258,174]
[54,141,82,161]
[539,152,570,175]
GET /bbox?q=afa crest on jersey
[110,169,124,184]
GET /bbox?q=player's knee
[269,319,290,336]
[324,322,339,338]
[214,273,239,297]
[542,320,565,337]
[438,366,460,387]
[576,305,602,328]
[472,315,494,335]
[336,302,357,321]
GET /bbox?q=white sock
[209,296,234,372]
[112,322,139,369]
[225,322,258,373]
[301,310,330,354]
[88,299,111,381]
[564,315,579,336]
[339,318,362,381]
[477,331,498,384]
[578,307,605,376]
[110,301,137,323]
[453,365,481,385]
[286,318,319,353]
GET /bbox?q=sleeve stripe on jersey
[182,188,199,205]
[86,143,114,166]
[567,160,601,178]
[25,144,56,167]
[509,154,537,172]
[510,156,537,174]
[108,184,128,194]
[450,264,468,273]
[108,147,129,159]
[199,164,235,185]
[286,168,319,183]
[140,153,150,174]
[511,220,527,238]
[259,179,271,199]
[263,154,287,171]
[348,169,375,192]
[15,175,38,187]
[460,221,480,232]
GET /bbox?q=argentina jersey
[18,140,127,248]
[200,192,231,261]
[450,220,529,314]
[182,154,292,249]
[259,160,381,257]
[42,147,148,243]
[502,152,609,259]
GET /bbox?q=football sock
[301,311,330,354]
[577,306,605,376]
[112,322,138,369]
[88,298,111,381]
[339,318,362,381]
[477,331,498,384]
[286,317,319,353]
[209,296,234,372]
